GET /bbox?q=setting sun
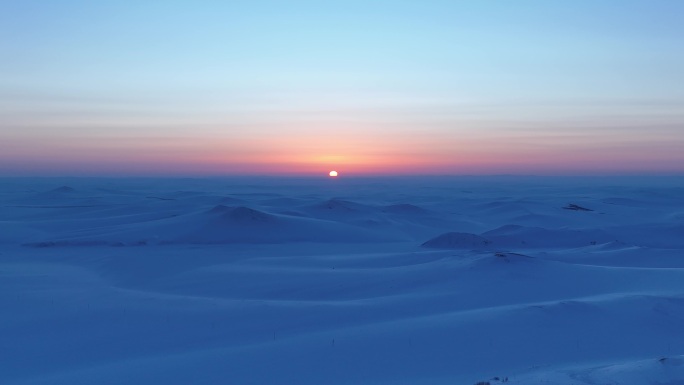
[329,170,338,177]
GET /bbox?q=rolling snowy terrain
[1,176,683,384]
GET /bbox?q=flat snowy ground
[1,176,683,384]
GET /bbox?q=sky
[1,0,683,176]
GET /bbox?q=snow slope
[1,176,683,384]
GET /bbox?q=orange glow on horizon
[5,125,684,176]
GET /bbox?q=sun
[329,170,338,177]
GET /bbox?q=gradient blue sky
[2,0,683,175]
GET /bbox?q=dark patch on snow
[492,252,533,263]
[563,203,593,211]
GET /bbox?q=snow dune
[1,176,683,384]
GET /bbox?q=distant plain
[1,176,683,384]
